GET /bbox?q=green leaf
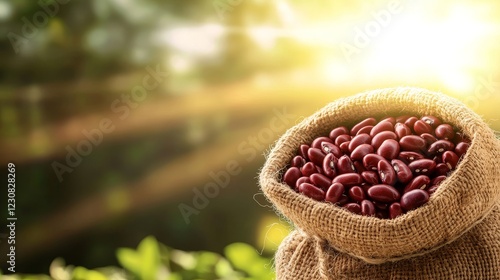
[116,248,141,275]
[224,243,260,271]
[137,236,161,280]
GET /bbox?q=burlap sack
[259,87,500,279]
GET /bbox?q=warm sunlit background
[0,0,499,278]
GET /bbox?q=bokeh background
[0,0,499,278]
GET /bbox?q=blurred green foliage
[0,236,274,280]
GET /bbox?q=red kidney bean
[434,163,451,176]
[329,126,349,141]
[349,134,372,152]
[398,151,425,163]
[337,194,349,206]
[431,175,447,186]
[361,200,376,216]
[307,148,326,166]
[395,123,412,139]
[291,156,306,168]
[351,118,377,136]
[363,154,386,171]
[325,182,345,203]
[344,203,362,214]
[435,124,455,140]
[391,159,413,184]
[404,117,418,128]
[348,186,365,202]
[400,135,427,152]
[400,189,429,211]
[322,153,337,178]
[337,155,356,174]
[367,184,400,203]
[432,155,443,164]
[301,162,317,177]
[321,142,342,157]
[428,140,455,156]
[421,116,442,128]
[353,161,366,173]
[414,120,433,135]
[333,173,363,186]
[360,183,372,193]
[371,131,398,149]
[299,144,310,160]
[351,144,374,161]
[389,203,403,219]
[335,134,351,146]
[370,121,394,137]
[310,173,332,190]
[361,171,379,185]
[378,160,397,185]
[377,139,400,160]
[299,183,326,201]
[404,175,430,193]
[408,159,436,175]
[357,125,374,135]
[442,151,460,170]
[316,166,323,174]
[455,142,470,158]
[312,136,333,149]
[420,133,437,145]
[427,185,439,195]
[295,177,311,189]
[396,115,411,123]
[381,117,396,125]
[340,141,350,154]
[283,167,301,188]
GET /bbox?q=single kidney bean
[299,183,326,201]
[367,184,400,203]
[312,136,333,149]
[400,135,427,152]
[398,151,425,163]
[378,159,397,185]
[377,139,400,160]
[381,117,396,125]
[291,155,306,168]
[408,159,436,175]
[351,144,374,161]
[357,125,374,135]
[395,123,412,139]
[428,140,455,156]
[396,115,411,123]
[400,189,429,211]
[321,142,342,157]
[351,118,377,136]
[283,167,301,188]
[329,126,349,141]
[307,148,326,166]
[455,142,470,158]
[361,200,376,216]
[339,141,350,154]
[427,185,439,195]
[333,173,363,186]
[344,203,362,214]
[404,116,418,128]
[325,182,345,203]
[335,134,351,146]
[295,176,311,189]
[442,151,460,170]
[434,163,451,176]
[370,121,394,137]
[435,124,455,140]
[404,175,430,193]
[337,155,356,174]
[421,116,442,128]
[310,173,333,190]
[322,153,337,178]
[348,186,365,202]
[363,154,386,171]
[349,134,372,152]
[431,175,447,186]
[420,133,437,145]
[391,159,413,184]
[299,144,310,160]
[371,131,398,149]
[361,171,379,185]
[353,161,366,173]
[389,203,403,219]
[301,162,317,177]
[414,120,433,135]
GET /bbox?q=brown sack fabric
[259,87,500,279]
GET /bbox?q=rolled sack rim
[259,87,500,262]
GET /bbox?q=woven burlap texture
[259,87,500,279]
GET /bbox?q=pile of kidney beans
[282,115,470,219]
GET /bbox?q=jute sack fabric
[259,87,500,279]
